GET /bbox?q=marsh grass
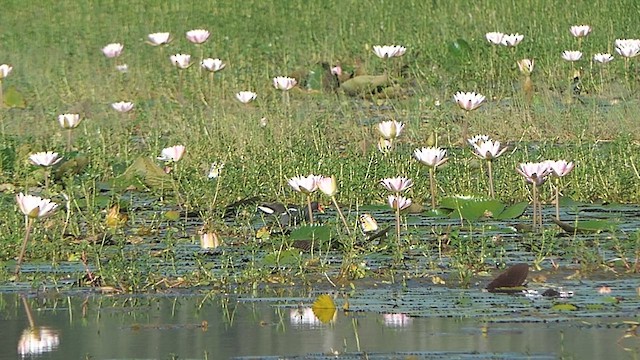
[0,0,639,289]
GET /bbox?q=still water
[1,292,637,359]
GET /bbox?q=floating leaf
[289,225,331,242]
[551,303,578,311]
[495,202,529,220]
[164,210,180,221]
[551,217,617,233]
[263,249,299,266]
[53,156,90,180]
[440,196,505,221]
[486,263,529,293]
[3,86,26,108]
[340,74,389,96]
[448,38,471,58]
[118,157,172,189]
[312,294,336,324]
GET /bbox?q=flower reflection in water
[383,313,413,328]
[18,327,60,357]
[290,307,321,327]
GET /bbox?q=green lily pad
[289,225,331,242]
[116,157,172,190]
[263,249,300,266]
[3,86,26,109]
[448,38,471,58]
[495,202,529,220]
[340,74,389,96]
[440,196,505,221]
[551,217,617,233]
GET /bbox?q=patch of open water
[1,293,638,359]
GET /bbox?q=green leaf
[289,225,331,242]
[440,196,506,221]
[263,249,300,266]
[3,86,26,109]
[495,202,529,219]
[551,303,578,311]
[340,74,389,96]
[117,157,172,190]
[448,38,471,58]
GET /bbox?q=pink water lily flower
[273,76,297,90]
[235,91,257,104]
[388,195,412,211]
[454,91,485,111]
[102,43,123,58]
[170,54,191,69]
[157,145,186,162]
[0,64,13,79]
[516,162,552,185]
[545,160,575,177]
[380,177,413,192]
[29,152,63,167]
[16,193,58,219]
[148,32,171,46]
[58,114,81,129]
[470,139,508,160]
[562,50,583,62]
[111,101,134,113]
[414,147,448,168]
[186,29,210,44]
[317,176,338,197]
[201,58,225,72]
[288,174,321,194]
[570,25,591,38]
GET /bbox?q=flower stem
[532,183,539,232]
[487,159,495,199]
[306,195,314,225]
[429,167,437,209]
[395,192,401,248]
[554,178,560,220]
[15,217,35,277]
[331,195,351,236]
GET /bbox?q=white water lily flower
[170,54,191,69]
[16,193,58,219]
[157,145,186,162]
[148,32,171,46]
[454,91,485,111]
[201,58,225,72]
[235,91,257,104]
[570,25,591,38]
[593,53,613,64]
[111,101,134,113]
[380,177,413,192]
[102,43,123,58]
[485,32,505,45]
[273,76,297,90]
[561,50,583,62]
[414,147,448,168]
[186,29,210,44]
[29,151,63,167]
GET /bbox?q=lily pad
[440,196,505,221]
[340,74,389,96]
[3,86,26,109]
[289,225,332,242]
[448,38,471,58]
[116,157,172,190]
[551,217,617,233]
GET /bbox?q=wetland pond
[2,200,640,359]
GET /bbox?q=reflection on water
[0,293,637,359]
